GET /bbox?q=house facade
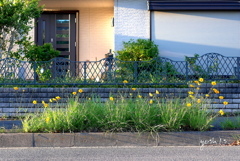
[36,0,240,61]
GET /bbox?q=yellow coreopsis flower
[43,103,49,108]
[42,100,45,104]
[109,97,114,101]
[46,117,50,123]
[187,103,192,107]
[194,81,199,84]
[33,100,37,104]
[149,93,153,97]
[78,89,83,93]
[156,90,160,94]
[219,96,224,99]
[188,91,194,95]
[49,99,53,103]
[129,93,132,96]
[189,84,195,88]
[123,80,128,83]
[189,95,194,98]
[53,98,57,101]
[13,87,19,90]
[56,96,61,100]
[72,92,77,95]
[149,99,153,104]
[138,95,142,98]
[197,99,201,103]
[219,110,224,116]
[211,81,217,86]
[205,94,210,97]
[213,89,220,94]
[132,88,137,91]
[223,101,228,105]
[199,78,204,82]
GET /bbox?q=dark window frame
[148,1,240,11]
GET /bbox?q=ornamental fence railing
[0,53,239,86]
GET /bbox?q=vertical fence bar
[237,57,240,80]
[33,61,37,84]
[186,61,189,83]
[134,61,138,83]
[83,61,87,84]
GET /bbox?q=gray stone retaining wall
[0,83,240,117]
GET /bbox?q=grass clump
[20,78,229,133]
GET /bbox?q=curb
[0,131,239,147]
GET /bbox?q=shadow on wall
[114,34,240,61]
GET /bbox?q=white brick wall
[114,0,150,53]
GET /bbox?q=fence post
[237,57,240,80]
[134,61,138,83]
[186,61,189,83]
[84,61,87,84]
[33,61,37,84]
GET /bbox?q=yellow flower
[194,81,199,84]
[132,88,136,91]
[42,100,45,104]
[56,96,61,100]
[187,103,192,107]
[13,87,19,90]
[88,98,91,100]
[109,97,114,101]
[223,101,228,105]
[189,95,194,98]
[196,87,200,90]
[149,93,153,97]
[211,81,217,86]
[199,78,204,82]
[49,99,53,103]
[213,89,220,94]
[33,100,37,104]
[219,96,224,99]
[53,98,57,101]
[219,110,224,116]
[188,91,194,95]
[129,93,132,96]
[78,89,83,93]
[138,95,142,98]
[46,117,50,123]
[189,84,195,87]
[156,90,160,94]
[197,99,201,103]
[43,103,49,108]
[205,94,210,97]
[149,99,153,104]
[72,92,77,95]
[123,80,128,83]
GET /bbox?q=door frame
[35,10,79,62]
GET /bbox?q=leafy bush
[116,39,159,61]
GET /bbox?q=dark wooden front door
[36,13,76,61]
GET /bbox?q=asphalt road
[0,146,239,161]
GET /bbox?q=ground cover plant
[19,78,228,133]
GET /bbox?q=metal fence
[0,53,239,86]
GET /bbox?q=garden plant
[19,78,233,133]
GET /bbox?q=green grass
[21,93,218,133]
[220,115,240,130]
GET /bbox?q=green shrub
[116,39,159,61]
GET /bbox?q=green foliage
[18,43,60,82]
[116,39,159,61]
[0,0,43,58]
[22,43,60,61]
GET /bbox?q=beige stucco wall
[39,0,114,61]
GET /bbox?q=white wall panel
[151,11,240,60]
